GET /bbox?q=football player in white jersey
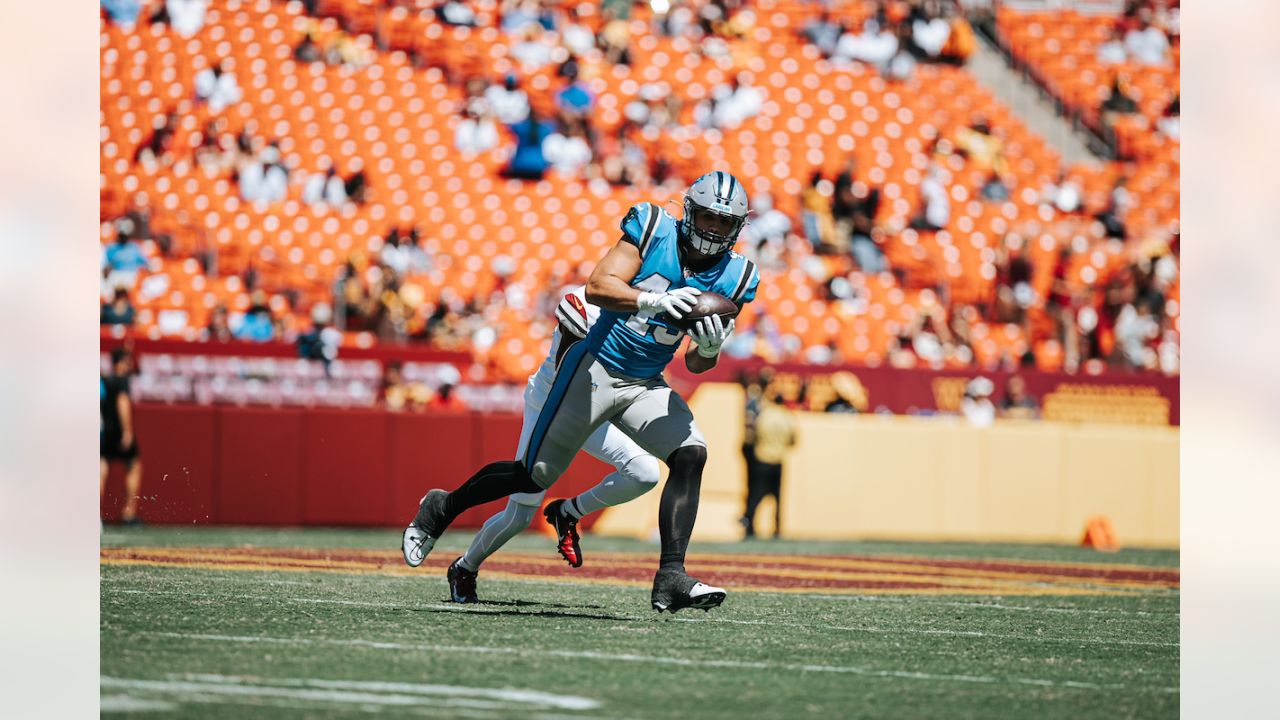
[444,286,663,603]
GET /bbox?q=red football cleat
[543,499,583,568]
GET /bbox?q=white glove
[688,313,735,358]
[637,286,702,320]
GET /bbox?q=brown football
[668,291,739,332]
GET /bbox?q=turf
[101,528,1178,719]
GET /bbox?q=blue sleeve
[619,203,659,256]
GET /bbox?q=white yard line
[140,632,1179,694]
[101,675,602,715]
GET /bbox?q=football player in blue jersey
[402,171,759,613]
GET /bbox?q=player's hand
[637,287,702,319]
[689,314,734,358]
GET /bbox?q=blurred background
[98,0,1179,546]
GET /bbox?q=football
[668,290,739,332]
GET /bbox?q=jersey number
[626,274,684,346]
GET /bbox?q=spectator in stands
[486,75,531,125]
[910,163,950,231]
[993,234,1035,325]
[1157,94,1180,142]
[1124,12,1170,66]
[134,112,179,167]
[803,10,844,57]
[1097,26,1128,65]
[801,172,839,252]
[954,116,1010,201]
[102,0,143,30]
[1040,171,1083,214]
[454,106,500,155]
[1114,300,1160,369]
[297,302,341,368]
[999,375,1040,419]
[101,348,144,525]
[555,63,596,122]
[543,118,593,176]
[1101,74,1140,117]
[834,16,898,68]
[194,60,241,114]
[560,5,596,57]
[885,22,918,81]
[433,0,477,27]
[239,141,288,203]
[344,158,368,204]
[909,0,951,61]
[203,304,233,342]
[698,73,764,130]
[599,11,633,65]
[161,0,207,38]
[740,192,791,265]
[1096,175,1133,239]
[235,292,277,342]
[100,289,136,327]
[104,221,148,281]
[381,362,415,411]
[833,160,886,272]
[428,381,469,411]
[302,159,349,206]
[510,25,555,71]
[502,108,554,180]
[740,389,795,539]
[960,376,996,427]
[294,32,323,63]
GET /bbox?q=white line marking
[102,675,600,712]
[100,694,178,713]
[139,632,1178,694]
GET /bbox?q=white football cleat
[401,490,448,567]
[401,523,435,568]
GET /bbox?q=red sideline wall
[100,404,612,528]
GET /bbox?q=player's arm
[684,341,718,374]
[585,240,645,311]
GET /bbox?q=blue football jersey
[586,202,760,378]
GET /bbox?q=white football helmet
[680,171,749,257]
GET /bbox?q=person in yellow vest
[740,390,797,539]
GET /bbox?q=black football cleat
[543,499,583,568]
[447,557,479,603]
[402,490,448,568]
[651,566,726,614]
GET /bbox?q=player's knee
[619,455,662,487]
[666,444,707,476]
[513,460,542,493]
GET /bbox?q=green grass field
[101,528,1179,719]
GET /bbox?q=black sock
[442,461,539,526]
[658,446,708,569]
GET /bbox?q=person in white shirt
[709,74,764,129]
[912,163,950,231]
[543,122,593,175]
[912,8,951,59]
[484,75,531,126]
[1124,17,1169,66]
[1040,171,1082,214]
[302,162,348,206]
[453,108,500,155]
[194,61,241,114]
[167,0,207,38]
[1096,26,1127,64]
[960,377,996,428]
[834,18,898,67]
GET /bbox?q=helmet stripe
[716,171,728,200]
[727,174,738,204]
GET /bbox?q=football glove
[637,286,701,320]
[689,313,734,358]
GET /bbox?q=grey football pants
[522,341,706,490]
